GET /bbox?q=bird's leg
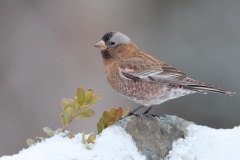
[143,105,154,114]
[126,105,145,116]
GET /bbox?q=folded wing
[118,57,235,95]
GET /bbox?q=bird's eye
[110,42,115,46]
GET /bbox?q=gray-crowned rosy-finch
[94,31,235,115]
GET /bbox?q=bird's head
[94,31,137,62]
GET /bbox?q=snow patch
[0,126,146,160]
[166,125,240,160]
[2,123,240,160]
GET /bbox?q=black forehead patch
[101,32,114,42]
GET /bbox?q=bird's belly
[109,76,194,106]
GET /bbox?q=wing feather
[118,57,206,86]
[117,55,235,95]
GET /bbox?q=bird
[94,31,235,115]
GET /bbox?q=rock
[115,114,194,160]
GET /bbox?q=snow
[166,125,240,160]
[0,126,146,160]
[1,124,240,160]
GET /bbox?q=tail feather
[183,85,236,95]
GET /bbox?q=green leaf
[98,117,104,128]
[68,98,79,111]
[107,115,116,124]
[85,89,93,104]
[75,87,85,106]
[77,109,95,119]
[73,102,80,111]
[66,106,75,118]
[87,134,96,144]
[103,122,108,129]
[109,108,117,117]
[26,139,36,147]
[88,94,102,106]
[43,127,55,137]
[102,111,110,123]
[97,122,103,134]
[60,113,67,125]
[61,98,72,111]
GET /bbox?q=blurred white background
[0,0,239,156]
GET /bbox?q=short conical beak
[94,40,107,50]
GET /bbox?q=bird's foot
[147,114,158,117]
[119,112,140,121]
[142,105,154,114]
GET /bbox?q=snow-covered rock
[116,114,193,159]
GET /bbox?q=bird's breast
[106,68,164,105]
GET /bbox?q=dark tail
[183,85,236,95]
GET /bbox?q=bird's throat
[101,50,111,59]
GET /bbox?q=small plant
[26,127,62,146]
[60,87,101,132]
[82,132,96,144]
[26,86,101,146]
[97,107,129,134]
[26,86,130,148]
